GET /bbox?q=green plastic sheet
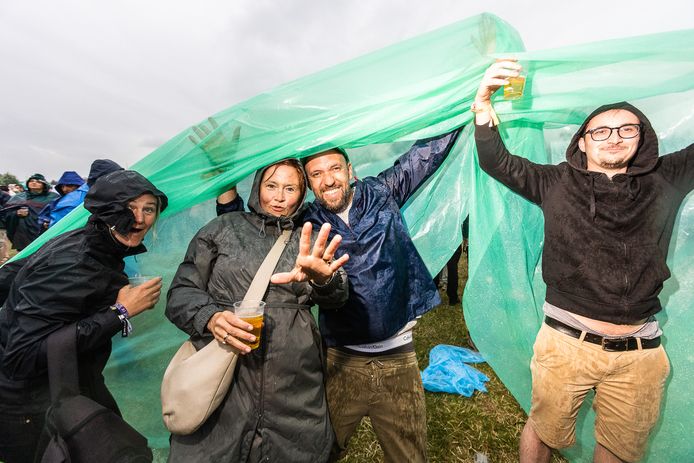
[8,13,694,462]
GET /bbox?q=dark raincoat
[475,101,694,323]
[0,171,167,454]
[166,164,348,463]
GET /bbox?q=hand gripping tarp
[6,13,694,462]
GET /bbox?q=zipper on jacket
[256,320,267,455]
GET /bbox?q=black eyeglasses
[584,124,641,142]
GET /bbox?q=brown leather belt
[544,316,661,352]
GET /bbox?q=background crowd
[0,160,123,264]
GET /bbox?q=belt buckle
[601,337,630,352]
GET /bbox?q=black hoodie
[475,102,694,324]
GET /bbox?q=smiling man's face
[579,109,641,176]
[304,150,354,214]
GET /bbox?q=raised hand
[475,59,522,104]
[189,117,242,178]
[271,223,349,285]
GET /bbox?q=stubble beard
[599,154,631,170]
[318,186,354,214]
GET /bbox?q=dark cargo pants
[326,348,427,463]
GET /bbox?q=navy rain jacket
[305,128,462,346]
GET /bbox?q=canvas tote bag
[161,229,291,435]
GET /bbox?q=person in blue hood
[474,60,694,463]
[38,160,123,230]
[37,171,84,230]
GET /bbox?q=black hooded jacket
[0,170,167,415]
[475,102,694,324]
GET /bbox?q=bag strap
[46,324,80,402]
[244,229,292,301]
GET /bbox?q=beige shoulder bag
[161,229,291,435]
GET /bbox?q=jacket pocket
[625,244,670,303]
[551,244,626,305]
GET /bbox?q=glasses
[584,124,641,142]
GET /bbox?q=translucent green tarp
[8,13,694,462]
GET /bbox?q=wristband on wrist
[113,302,130,318]
[310,272,335,288]
[110,303,133,337]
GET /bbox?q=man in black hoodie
[472,60,694,463]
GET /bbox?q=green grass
[337,254,568,463]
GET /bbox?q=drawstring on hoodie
[587,174,639,221]
[589,176,597,221]
[626,176,640,200]
[257,215,293,238]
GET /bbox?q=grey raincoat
[165,165,348,463]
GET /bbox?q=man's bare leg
[593,443,626,463]
[519,422,552,463]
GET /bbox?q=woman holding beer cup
[166,159,349,463]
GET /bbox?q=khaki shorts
[529,323,670,462]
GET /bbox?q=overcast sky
[1,0,693,183]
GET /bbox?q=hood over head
[25,173,51,195]
[565,101,659,176]
[84,170,168,235]
[247,159,308,230]
[55,171,85,195]
[87,159,124,187]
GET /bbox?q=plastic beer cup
[128,275,159,287]
[233,300,266,350]
[503,75,526,100]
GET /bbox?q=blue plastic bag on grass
[421,344,489,397]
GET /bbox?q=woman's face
[259,164,303,217]
[112,193,158,247]
[27,179,43,194]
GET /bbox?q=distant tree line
[0,172,20,185]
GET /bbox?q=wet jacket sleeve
[1,258,121,379]
[377,127,463,207]
[309,267,348,309]
[475,123,561,205]
[48,191,86,227]
[216,195,245,216]
[166,227,221,337]
[37,203,53,229]
[658,143,694,193]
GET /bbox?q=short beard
[600,159,630,169]
[319,188,353,214]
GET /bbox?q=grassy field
[338,254,568,463]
